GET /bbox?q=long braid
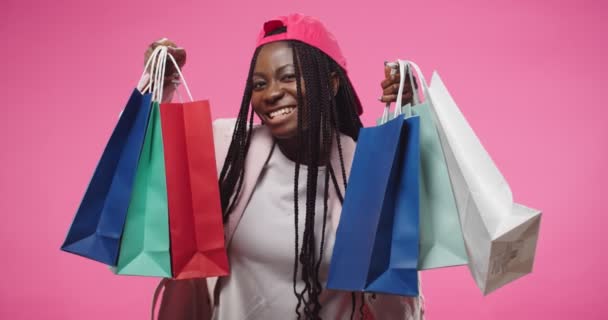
[292,41,305,318]
[289,41,363,319]
[227,110,255,216]
[300,41,320,318]
[328,72,348,189]
[219,47,261,222]
[311,44,333,317]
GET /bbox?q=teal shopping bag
[116,102,172,277]
[377,60,467,270]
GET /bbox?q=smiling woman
[251,42,303,140]
[151,13,420,320]
[249,40,350,162]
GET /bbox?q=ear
[330,71,340,97]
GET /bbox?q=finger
[381,76,413,92]
[384,63,399,79]
[379,94,397,103]
[384,60,399,78]
[380,78,395,89]
[379,91,413,104]
[383,83,401,95]
[380,74,411,89]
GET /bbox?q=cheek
[287,82,303,103]
[250,92,264,115]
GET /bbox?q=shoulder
[212,118,236,173]
[212,118,269,144]
[212,118,270,172]
[212,118,271,142]
[212,118,237,139]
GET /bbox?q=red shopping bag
[160,100,229,279]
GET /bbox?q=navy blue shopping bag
[61,89,152,266]
[327,114,420,296]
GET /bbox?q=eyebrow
[252,64,295,78]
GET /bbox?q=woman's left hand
[379,61,417,106]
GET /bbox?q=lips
[267,106,296,120]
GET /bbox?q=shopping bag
[115,101,172,277]
[61,89,152,265]
[377,60,468,270]
[419,65,541,295]
[115,46,173,277]
[161,100,230,279]
[328,87,420,296]
[158,49,229,279]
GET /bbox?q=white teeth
[268,107,295,119]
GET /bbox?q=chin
[269,123,298,140]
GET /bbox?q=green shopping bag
[377,60,467,270]
[116,102,172,277]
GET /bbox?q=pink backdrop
[1,0,606,318]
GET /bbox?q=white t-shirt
[212,145,358,319]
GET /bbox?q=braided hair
[218,30,364,319]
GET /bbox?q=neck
[275,132,333,166]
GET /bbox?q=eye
[252,80,266,90]
[281,73,296,82]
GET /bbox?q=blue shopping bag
[61,89,152,266]
[327,112,420,296]
[376,60,468,270]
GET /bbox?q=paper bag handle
[141,46,194,103]
[379,61,415,124]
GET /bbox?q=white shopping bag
[408,62,541,295]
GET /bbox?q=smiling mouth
[267,106,296,120]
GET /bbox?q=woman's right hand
[140,38,187,103]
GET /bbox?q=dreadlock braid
[219,47,261,222]
[218,35,364,319]
[294,41,319,318]
[289,41,338,319]
[292,39,306,318]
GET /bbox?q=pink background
[1,0,606,318]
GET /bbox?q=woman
[148,14,421,320]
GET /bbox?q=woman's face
[250,41,302,140]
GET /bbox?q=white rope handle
[151,47,163,101]
[154,47,168,102]
[141,45,194,103]
[394,60,412,118]
[140,46,164,94]
[143,45,166,98]
[148,46,163,102]
[402,60,431,104]
[141,45,163,89]
[166,51,193,102]
[405,60,420,106]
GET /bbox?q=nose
[263,80,285,105]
